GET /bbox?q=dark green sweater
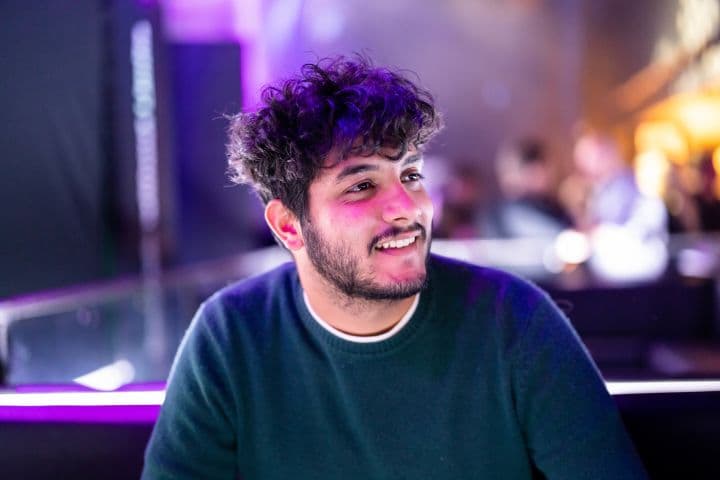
[143,255,647,479]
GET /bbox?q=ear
[264,199,304,250]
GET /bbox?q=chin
[378,256,427,280]
[378,268,427,289]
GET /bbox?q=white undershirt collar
[302,291,419,343]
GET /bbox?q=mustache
[368,223,427,254]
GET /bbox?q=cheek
[322,203,373,227]
[307,188,369,230]
[418,191,434,222]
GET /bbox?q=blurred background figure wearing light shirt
[566,130,669,282]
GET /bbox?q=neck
[297,258,418,336]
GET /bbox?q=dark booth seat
[615,390,720,479]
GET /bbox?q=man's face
[300,148,434,300]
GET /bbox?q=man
[143,56,646,479]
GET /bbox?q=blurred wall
[169,43,273,265]
[0,1,121,297]
[0,1,175,298]
[250,0,584,170]
[0,0,690,295]
[580,0,678,130]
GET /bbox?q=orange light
[634,150,670,197]
[634,121,688,164]
[642,92,720,150]
[678,98,720,143]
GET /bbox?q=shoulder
[167,262,299,382]
[426,254,562,341]
[428,254,548,308]
[187,262,299,340]
[205,262,297,313]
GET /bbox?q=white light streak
[1,380,720,408]
[131,20,161,232]
[73,360,136,392]
[606,380,720,395]
[0,389,165,407]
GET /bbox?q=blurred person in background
[690,151,720,232]
[662,150,720,234]
[564,130,668,282]
[142,56,647,479]
[434,162,486,238]
[480,138,572,239]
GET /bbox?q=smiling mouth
[374,234,420,251]
[369,224,427,254]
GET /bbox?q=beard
[301,220,430,301]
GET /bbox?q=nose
[381,182,424,225]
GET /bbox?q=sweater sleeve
[142,303,239,480]
[512,296,648,480]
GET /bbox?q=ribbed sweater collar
[291,270,433,356]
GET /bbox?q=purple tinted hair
[227,54,443,220]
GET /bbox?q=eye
[402,171,425,183]
[346,180,375,193]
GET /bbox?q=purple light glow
[160,0,269,109]
[1,405,161,424]
[0,384,165,423]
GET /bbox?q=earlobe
[264,200,304,250]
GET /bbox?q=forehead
[321,147,422,177]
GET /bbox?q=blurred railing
[0,234,718,387]
[0,246,291,386]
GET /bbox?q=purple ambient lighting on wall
[160,0,268,108]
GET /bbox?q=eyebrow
[333,153,423,183]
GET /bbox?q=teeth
[376,236,417,250]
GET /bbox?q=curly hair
[226,55,443,221]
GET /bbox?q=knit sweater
[142,254,647,479]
